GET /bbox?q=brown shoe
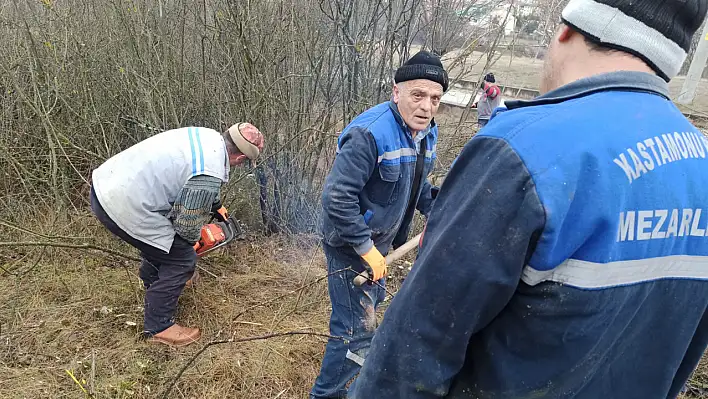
[185,269,201,288]
[147,324,201,347]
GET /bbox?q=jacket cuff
[354,238,374,256]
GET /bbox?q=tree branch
[0,241,140,262]
[161,331,342,399]
[233,266,352,320]
[0,219,91,241]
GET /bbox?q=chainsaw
[193,216,243,257]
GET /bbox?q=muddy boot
[185,269,201,289]
[147,324,201,347]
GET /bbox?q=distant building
[460,0,538,37]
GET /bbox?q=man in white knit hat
[90,123,264,347]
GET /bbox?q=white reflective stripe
[562,0,687,78]
[345,349,365,366]
[522,255,708,289]
[377,148,417,163]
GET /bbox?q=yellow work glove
[361,247,387,281]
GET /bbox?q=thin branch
[357,273,396,298]
[0,241,140,262]
[0,220,91,241]
[233,267,352,320]
[161,331,343,399]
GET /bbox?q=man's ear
[392,83,401,104]
[557,24,575,43]
[229,153,249,166]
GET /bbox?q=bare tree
[0,0,507,235]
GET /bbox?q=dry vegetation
[0,1,493,396]
[2,0,708,398]
[0,209,430,398]
[1,221,331,398]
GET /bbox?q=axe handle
[353,232,422,286]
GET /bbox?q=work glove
[211,200,229,222]
[361,246,387,281]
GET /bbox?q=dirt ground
[0,225,326,398]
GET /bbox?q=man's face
[392,79,443,133]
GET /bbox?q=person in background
[471,72,501,127]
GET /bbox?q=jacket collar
[504,71,670,110]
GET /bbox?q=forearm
[169,175,222,243]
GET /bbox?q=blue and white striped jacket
[321,101,438,257]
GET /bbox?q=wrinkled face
[393,79,443,133]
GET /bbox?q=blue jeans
[310,244,386,399]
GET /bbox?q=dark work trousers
[89,185,197,335]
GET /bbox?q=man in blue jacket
[349,0,708,398]
[311,51,448,399]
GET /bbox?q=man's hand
[211,200,229,222]
[361,247,387,281]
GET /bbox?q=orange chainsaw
[193,215,243,257]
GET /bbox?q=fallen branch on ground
[233,266,395,320]
[233,267,352,320]
[0,241,140,262]
[161,331,343,399]
[0,219,91,241]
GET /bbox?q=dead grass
[0,216,348,399]
[0,207,416,399]
[684,357,708,398]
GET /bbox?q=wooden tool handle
[353,233,422,286]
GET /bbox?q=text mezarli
[613,132,708,242]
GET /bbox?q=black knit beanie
[394,50,449,92]
[562,0,708,81]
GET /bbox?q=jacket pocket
[367,163,400,206]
